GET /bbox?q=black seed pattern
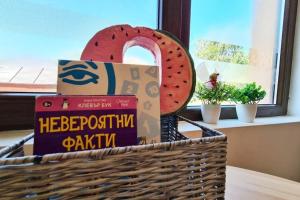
[163,84,167,87]
[168,75,172,78]
[183,80,187,83]
[168,94,173,97]
[152,33,162,40]
[174,101,179,104]
[112,34,115,40]
[177,47,180,50]
[177,71,181,74]
[166,58,171,62]
[161,42,166,45]
[175,85,180,88]
[121,27,124,31]
[177,53,182,57]
[180,65,184,68]
[126,32,128,37]
[110,55,114,60]
[137,29,140,33]
[95,41,98,46]
[169,51,173,54]
[167,66,172,69]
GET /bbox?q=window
[0,0,298,130]
[0,0,157,92]
[159,0,297,120]
[189,0,284,105]
[0,0,158,130]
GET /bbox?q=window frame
[159,0,298,121]
[0,0,298,130]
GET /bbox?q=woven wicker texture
[0,116,227,200]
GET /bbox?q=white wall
[222,123,300,182]
[288,2,300,116]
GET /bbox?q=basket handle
[177,115,224,137]
[0,133,34,158]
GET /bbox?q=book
[57,60,161,144]
[34,95,137,155]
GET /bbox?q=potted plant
[195,73,233,124]
[231,82,266,123]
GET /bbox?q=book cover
[34,95,137,155]
[57,60,161,144]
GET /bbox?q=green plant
[231,82,266,104]
[195,81,234,104]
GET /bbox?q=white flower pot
[236,104,258,123]
[201,104,221,124]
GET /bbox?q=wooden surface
[226,166,300,200]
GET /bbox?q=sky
[190,0,252,48]
[0,0,252,84]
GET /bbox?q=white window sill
[0,129,33,149]
[0,115,299,155]
[178,115,300,136]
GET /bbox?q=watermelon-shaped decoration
[81,24,195,116]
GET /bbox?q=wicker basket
[0,115,227,200]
